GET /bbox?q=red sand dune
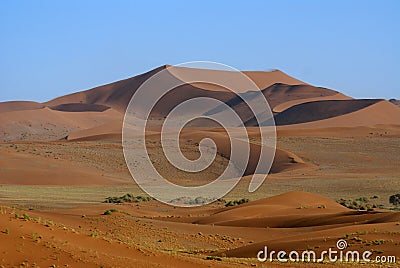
[1,65,398,144]
[277,124,400,137]
[277,100,400,129]
[262,83,341,109]
[179,129,315,175]
[207,83,343,125]
[0,107,123,142]
[273,99,382,126]
[272,92,351,113]
[67,121,122,140]
[0,101,44,113]
[389,98,400,107]
[190,192,400,258]
[168,66,306,92]
[195,191,348,225]
[49,103,110,112]
[0,150,129,185]
[45,65,302,114]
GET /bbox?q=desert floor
[0,134,399,267]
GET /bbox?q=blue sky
[0,1,399,102]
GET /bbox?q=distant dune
[389,98,400,107]
[0,101,44,113]
[272,92,351,113]
[0,107,122,142]
[49,103,110,112]
[0,65,399,142]
[273,99,382,125]
[207,83,343,125]
[277,100,400,129]
[195,191,348,227]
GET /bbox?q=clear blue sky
[1,1,399,102]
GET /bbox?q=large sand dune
[0,107,122,141]
[277,100,400,129]
[0,101,44,113]
[2,65,397,143]
[273,99,382,125]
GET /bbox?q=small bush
[23,213,30,220]
[337,197,374,211]
[225,198,249,207]
[103,209,118,215]
[389,194,400,206]
[168,196,215,205]
[104,194,152,204]
[206,256,222,261]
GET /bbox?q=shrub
[337,197,374,211]
[206,256,222,261]
[225,198,249,207]
[104,194,152,204]
[103,209,118,215]
[389,194,400,206]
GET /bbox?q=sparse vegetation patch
[224,198,249,207]
[104,194,152,204]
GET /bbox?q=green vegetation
[22,213,30,220]
[206,256,222,261]
[168,196,216,205]
[389,194,400,206]
[224,198,249,207]
[103,208,118,215]
[337,196,380,211]
[104,194,152,204]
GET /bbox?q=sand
[0,65,399,267]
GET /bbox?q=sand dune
[67,121,122,140]
[202,192,400,258]
[207,83,342,125]
[277,124,400,137]
[0,101,44,113]
[1,66,398,144]
[195,191,348,226]
[0,150,129,185]
[179,129,314,175]
[0,107,122,142]
[49,103,111,112]
[389,98,400,107]
[273,99,382,126]
[45,65,297,114]
[261,83,340,109]
[44,65,169,112]
[168,66,306,92]
[272,93,351,113]
[277,100,400,129]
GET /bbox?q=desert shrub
[389,194,400,206]
[104,194,151,204]
[225,198,249,207]
[168,196,215,205]
[206,256,222,261]
[357,196,369,203]
[103,208,118,215]
[337,197,374,211]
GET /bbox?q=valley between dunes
[0,65,399,267]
